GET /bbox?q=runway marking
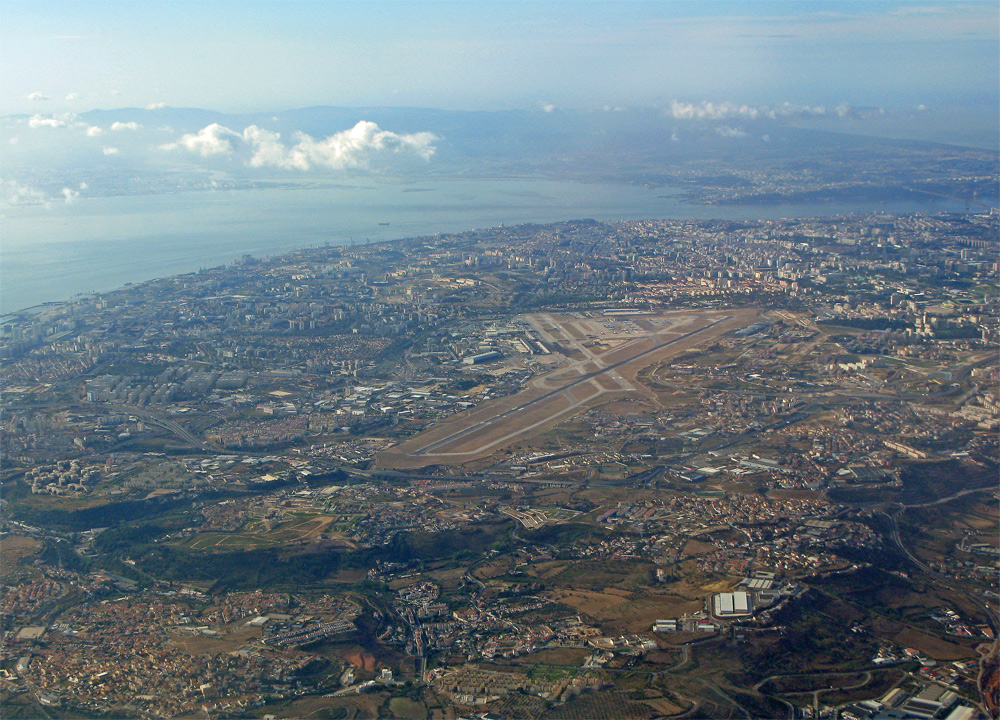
[410,314,729,458]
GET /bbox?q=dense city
[1,211,998,719]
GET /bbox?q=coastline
[0,178,974,315]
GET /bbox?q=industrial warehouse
[712,590,753,618]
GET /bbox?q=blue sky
[2,1,997,114]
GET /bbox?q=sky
[2,1,997,115]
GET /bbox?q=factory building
[712,591,752,617]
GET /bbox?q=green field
[184,512,336,550]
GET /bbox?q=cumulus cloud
[102,146,120,155]
[146,102,167,109]
[61,182,88,203]
[27,92,49,101]
[111,121,141,131]
[540,103,557,113]
[715,126,748,138]
[29,114,68,129]
[670,100,761,121]
[163,121,438,171]
[65,93,81,101]
[270,122,437,170]
[2,179,49,205]
[86,126,104,137]
[242,125,292,167]
[669,99,860,121]
[4,180,89,205]
[163,123,242,156]
[29,113,95,132]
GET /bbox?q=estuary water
[0,177,967,313]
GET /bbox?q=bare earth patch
[0,535,42,576]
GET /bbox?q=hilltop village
[1,212,998,720]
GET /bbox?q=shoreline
[1,179,977,315]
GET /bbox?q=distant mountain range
[3,105,997,205]
[69,103,960,163]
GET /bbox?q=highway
[880,494,999,717]
[110,404,216,452]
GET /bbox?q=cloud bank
[714,126,748,138]
[1,180,86,205]
[2,179,48,204]
[669,100,856,121]
[29,114,72,129]
[163,121,438,171]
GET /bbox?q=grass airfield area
[379,308,758,468]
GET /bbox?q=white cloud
[670,100,762,121]
[715,126,748,138]
[59,182,88,203]
[164,121,438,171]
[111,121,141,131]
[272,122,437,170]
[86,126,104,137]
[2,179,48,205]
[242,125,296,168]
[146,102,167,109]
[65,93,81,101]
[27,92,49,101]
[29,114,68,129]
[540,103,557,113]
[668,99,860,121]
[102,146,120,155]
[28,113,89,132]
[162,123,242,156]
[780,102,832,118]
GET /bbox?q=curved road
[111,404,216,451]
[880,495,999,716]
